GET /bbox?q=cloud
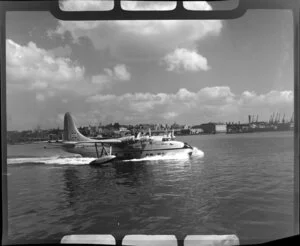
[30,81,49,90]
[238,90,293,106]
[162,48,210,72]
[91,64,131,89]
[6,39,131,99]
[90,73,112,93]
[6,39,85,92]
[49,44,72,57]
[84,87,293,124]
[48,1,222,60]
[200,86,234,100]
[163,112,178,119]
[36,93,45,102]
[7,83,293,130]
[113,64,131,80]
[91,73,111,85]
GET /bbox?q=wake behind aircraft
[62,112,194,165]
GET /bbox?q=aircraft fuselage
[63,139,193,160]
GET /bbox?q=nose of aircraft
[184,142,193,149]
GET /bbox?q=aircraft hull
[64,142,193,160]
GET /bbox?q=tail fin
[63,112,91,142]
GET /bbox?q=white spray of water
[191,147,205,158]
[7,156,96,165]
[7,147,204,165]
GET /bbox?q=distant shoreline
[6,130,293,145]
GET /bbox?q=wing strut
[95,143,99,158]
[94,142,111,158]
[89,142,116,165]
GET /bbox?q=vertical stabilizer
[63,112,92,142]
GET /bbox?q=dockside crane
[272,112,276,124]
[274,112,277,123]
[274,112,279,124]
[270,112,274,124]
[291,112,294,123]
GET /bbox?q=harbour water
[6,131,295,244]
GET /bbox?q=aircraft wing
[61,138,124,150]
[77,139,122,144]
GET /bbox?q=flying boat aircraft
[61,112,194,165]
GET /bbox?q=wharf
[226,122,293,134]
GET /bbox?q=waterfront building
[215,123,227,133]
[190,127,203,135]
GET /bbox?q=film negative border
[0,0,299,244]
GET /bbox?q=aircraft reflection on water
[61,112,194,165]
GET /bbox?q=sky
[6,0,294,131]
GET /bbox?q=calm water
[6,131,295,244]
